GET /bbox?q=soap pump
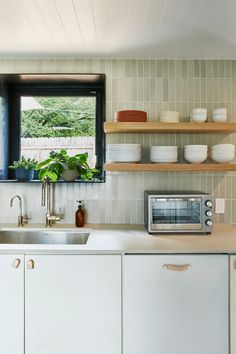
[75,200,85,227]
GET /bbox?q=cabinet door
[0,255,24,354]
[231,256,236,354]
[123,255,228,354]
[25,255,121,354]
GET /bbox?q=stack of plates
[114,110,147,122]
[211,144,235,163]
[159,111,180,123]
[107,144,142,163]
[150,146,178,163]
[184,145,208,164]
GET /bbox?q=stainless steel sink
[0,230,89,245]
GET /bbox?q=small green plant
[36,149,99,181]
[9,157,38,170]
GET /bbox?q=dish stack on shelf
[150,146,178,163]
[114,110,147,122]
[211,144,235,163]
[212,108,227,122]
[184,145,208,164]
[107,144,142,163]
[191,108,207,123]
[159,111,180,123]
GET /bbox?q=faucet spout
[10,195,27,227]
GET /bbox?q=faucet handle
[17,214,29,227]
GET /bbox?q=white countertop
[0,223,236,254]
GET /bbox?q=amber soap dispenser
[75,200,85,227]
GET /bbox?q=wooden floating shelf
[104,122,236,134]
[104,163,236,172]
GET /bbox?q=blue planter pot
[15,168,34,181]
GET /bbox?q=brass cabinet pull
[12,258,21,269]
[163,264,191,271]
[27,259,35,270]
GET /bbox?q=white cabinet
[231,256,236,354]
[123,255,228,354]
[25,255,121,354]
[0,255,24,354]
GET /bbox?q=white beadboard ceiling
[0,0,236,58]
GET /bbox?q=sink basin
[0,230,89,245]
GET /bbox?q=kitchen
[0,1,236,354]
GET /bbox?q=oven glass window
[151,198,201,224]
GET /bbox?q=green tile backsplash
[0,58,236,224]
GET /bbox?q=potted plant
[36,150,99,182]
[9,157,38,181]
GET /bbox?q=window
[0,74,105,182]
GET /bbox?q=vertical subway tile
[150,60,156,77]
[206,60,213,78]
[232,61,236,78]
[194,60,201,77]
[144,60,150,77]
[156,60,163,77]
[200,60,206,78]
[175,60,182,78]
[187,60,194,77]
[182,60,187,78]
[137,60,144,77]
[163,60,169,78]
[219,60,225,78]
[225,60,232,78]
[213,60,219,78]
[130,59,137,77]
[163,79,168,102]
[168,60,176,78]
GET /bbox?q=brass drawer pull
[163,264,191,271]
[12,258,21,269]
[27,259,35,270]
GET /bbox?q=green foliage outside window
[21,96,96,138]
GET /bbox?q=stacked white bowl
[159,111,180,123]
[191,108,207,123]
[184,145,208,164]
[150,146,178,163]
[107,144,142,163]
[211,144,235,163]
[212,108,227,122]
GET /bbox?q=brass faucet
[41,177,61,227]
[10,195,28,227]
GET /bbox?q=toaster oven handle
[162,264,191,271]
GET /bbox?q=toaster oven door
[150,197,202,231]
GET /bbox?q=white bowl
[212,112,227,122]
[184,153,207,164]
[212,144,235,151]
[191,113,207,123]
[184,145,208,149]
[211,154,234,163]
[192,108,207,114]
[213,108,227,114]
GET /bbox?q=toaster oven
[144,191,214,234]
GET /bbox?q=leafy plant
[9,156,38,170]
[36,149,99,181]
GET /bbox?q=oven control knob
[205,200,213,208]
[205,219,213,227]
[205,210,213,217]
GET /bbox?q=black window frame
[3,74,105,183]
